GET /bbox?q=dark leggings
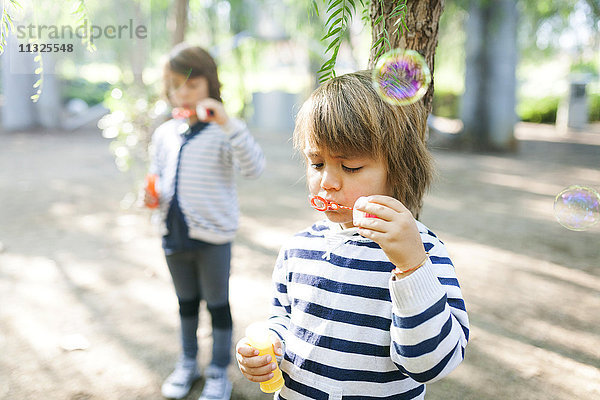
[165,242,232,367]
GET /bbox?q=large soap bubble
[553,185,600,231]
[372,49,431,106]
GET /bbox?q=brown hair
[163,43,222,104]
[293,70,434,216]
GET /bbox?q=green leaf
[327,0,343,13]
[318,57,339,73]
[317,65,332,75]
[33,79,42,88]
[325,8,344,26]
[325,36,341,53]
[34,55,42,62]
[319,57,337,68]
[392,3,406,12]
[372,36,385,48]
[318,67,336,82]
[311,0,319,16]
[326,9,344,26]
[323,26,342,40]
[347,0,357,13]
[34,67,43,74]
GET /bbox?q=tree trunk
[171,0,188,46]
[368,0,444,115]
[460,0,517,152]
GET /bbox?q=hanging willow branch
[371,0,407,62]
[315,0,357,83]
[71,0,96,52]
[0,0,20,54]
[0,0,95,101]
[315,0,408,83]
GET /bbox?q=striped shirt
[268,219,469,399]
[149,118,265,244]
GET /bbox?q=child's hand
[143,186,159,208]
[196,98,229,126]
[353,195,426,274]
[235,336,283,383]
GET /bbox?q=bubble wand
[172,107,215,120]
[309,195,353,211]
[309,195,377,219]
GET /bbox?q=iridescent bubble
[553,185,600,231]
[372,49,431,106]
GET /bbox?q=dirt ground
[1,121,599,400]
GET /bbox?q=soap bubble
[553,185,600,231]
[372,49,431,106]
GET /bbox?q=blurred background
[0,1,599,399]
[1,0,599,157]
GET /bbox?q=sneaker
[198,365,232,400]
[161,357,201,399]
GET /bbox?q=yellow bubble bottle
[245,322,285,393]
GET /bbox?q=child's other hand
[196,98,229,126]
[143,187,159,208]
[353,195,426,273]
[235,336,283,383]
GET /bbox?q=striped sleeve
[388,233,469,384]
[147,124,165,176]
[223,119,265,178]
[268,246,291,346]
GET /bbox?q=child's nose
[320,170,341,191]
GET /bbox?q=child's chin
[325,212,352,225]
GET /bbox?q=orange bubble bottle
[145,173,159,209]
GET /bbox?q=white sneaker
[198,365,232,400]
[161,357,201,399]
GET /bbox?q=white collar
[320,220,371,260]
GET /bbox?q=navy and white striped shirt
[268,219,469,399]
[149,118,265,244]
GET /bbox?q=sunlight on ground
[473,327,600,397]
[438,232,600,399]
[0,247,169,397]
[446,232,600,348]
[475,171,566,197]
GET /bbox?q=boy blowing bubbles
[236,70,469,399]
